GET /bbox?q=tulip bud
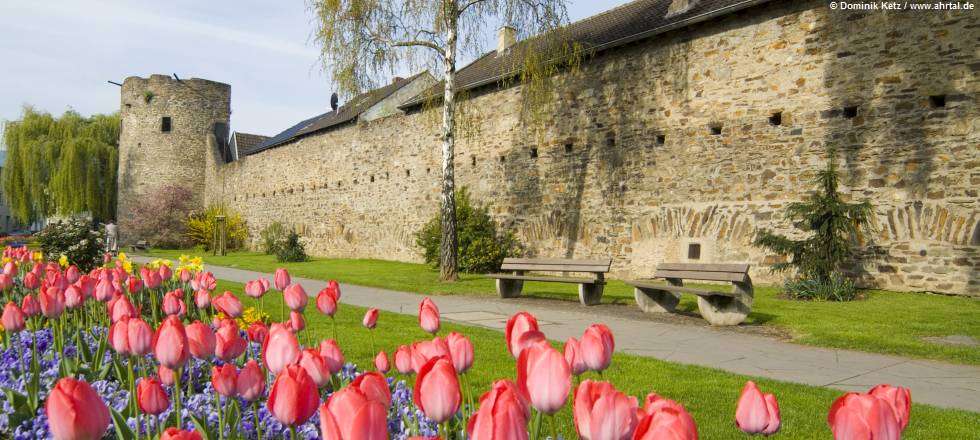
[315,287,337,317]
[318,339,345,374]
[211,364,238,398]
[186,321,216,359]
[518,343,571,414]
[283,283,308,311]
[127,318,154,356]
[137,377,170,415]
[446,332,474,374]
[154,315,190,369]
[418,297,440,334]
[274,268,290,290]
[505,311,539,358]
[413,356,461,423]
[237,360,265,401]
[395,344,413,374]
[362,308,379,329]
[215,319,246,361]
[1,302,26,332]
[262,323,300,374]
[45,378,111,440]
[267,365,319,426]
[298,348,331,388]
[580,323,615,373]
[374,351,390,374]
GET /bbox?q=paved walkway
[134,256,980,412]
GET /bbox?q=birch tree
[309,0,569,281]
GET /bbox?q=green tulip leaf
[189,413,216,440]
[109,407,137,440]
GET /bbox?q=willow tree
[310,0,570,281]
[2,106,119,224]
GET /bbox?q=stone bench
[626,263,753,326]
[486,258,611,305]
[130,240,149,251]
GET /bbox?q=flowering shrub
[0,249,915,439]
[126,184,195,249]
[34,218,104,271]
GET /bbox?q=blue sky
[0,0,630,137]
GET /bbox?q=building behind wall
[117,0,979,296]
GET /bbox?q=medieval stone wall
[200,0,978,295]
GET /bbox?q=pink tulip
[245,279,268,298]
[517,343,571,414]
[446,331,474,374]
[290,311,306,332]
[263,323,300,374]
[64,285,84,308]
[375,351,390,373]
[194,289,211,309]
[158,264,172,281]
[215,319,246,361]
[144,271,162,289]
[158,365,176,386]
[413,356,462,423]
[467,379,530,440]
[21,294,39,317]
[299,348,332,388]
[267,365,320,426]
[634,394,699,440]
[565,337,587,376]
[137,377,170,415]
[0,273,12,290]
[1,302,26,332]
[411,337,451,373]
[127,277,143,294]
[237,360,265,401]
[198,272,217,291]
[395,345,414,374]
[109,317,132,355]
[828,392,902,440]
[326,280,341,299]
[505,311,539,358]
[179,268,193,284]
[45,378,111,440]
[212,291,243,318]
[516,330,549,356]
[419,297,441,334]
[153,315,190,369]
[161,428,203,440]
[162,290,185,317]
[284,283,308,311]
[2,261,16,276]
[573,380,638,440]
[868,384,911,432]
[65,265,80,283]
[211,364,238,397]
[23,271,39,290]
[581,324,615,373]
[319,384,387,440]
[316,287,338,317]
[110,294,137,323]
[735,381,781,435]
[274,268,290,290]
[353,371,392,408]
[78,275,96,299]
[319,339,345,374]
[247,322,269,344]
[185,321,216,359]
[39,286,66,318]
[95,277,114,302]
[363,308,379,329]
[127,318,154,356]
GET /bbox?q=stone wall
[202,0,978,295]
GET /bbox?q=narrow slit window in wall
[161,117,172,132]
[842,106,858,119]
[929,95,946,108]
[769,112,782,126]
[655,134,665,145]
[564,142,573,153]
[710,125,722,135]
[530,148,538,159]
[688,243,701,260]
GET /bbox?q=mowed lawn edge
[143,249,980,366]
[216,279,980,438]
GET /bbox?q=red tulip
[110,295,137,323]
[248,322,269,344]
[411,337,451,373]
[179,268,193,284]
[446,331,474,374]
[45,378,111,440]
[212,291,243,318]
[237,360,265,401]
[413,356,462,423]
[284,283,308,311]
[109,318,132,355]
[735,381,780,435]
[215,319,246,361]
[160,427,203,440]
[21,294,39,317]
[299,348,332,388]
[574,380,638,440]
[516,330,549,357]
[319,384,387,440]
[316,286,338,317]
[196,272,217,291]
[162,290,186,317]
[245,279,268,298]
[40,286,66,318]
[23,271,39,290]
[137,377,170,415]
[263,323,300,374]
[828,392,901,440]
[127,277,143,294]
[467,380,530,440]
[374,351,390,374]
[362,308,379,329]
[395,345,413,374]
[95,277,114,302]
[212,364,238,397]
[144,271,162,289]
[194,289,211,309]
[505,311,539,358]
[153,315,190,369]
[634,394,699,440]
[1,261,13,276]
[517,343,571,414]
[1,302,25,332]
[565,337,587,376]
[274,268,291,290]
[186,321,216,359]
[868,384,911,432]
[326,279,341,299]
[350,372,388,407]
[158,365,176,386]
[290,311,306,332]
[267,365,320,426]
[127,317,154,356]
[419,297,441,334]
[65,265,80,283]
[158,264,172,281]
[64,285,84,309]
[319,339,345,374]
[581,324,615,373]
[0,273,12,290]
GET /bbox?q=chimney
[497,26,517,55]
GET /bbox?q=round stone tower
[116,74,231,243]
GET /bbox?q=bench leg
[697,282,753,326]
[496,279,524,298]
[634,287,680,313]
[578,283,603,306]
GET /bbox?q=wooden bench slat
[500,263,609,273]
[502,258,612,266]
[626,280,736,297]
[486,274,597,284]
[657,263,750,273]
[654,269,748,283]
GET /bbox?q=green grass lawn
[143,249,980,365]
[217,279,980,438]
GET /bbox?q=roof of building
[231,132,271,157]
[249,72,428,155]
[401,0,772,108]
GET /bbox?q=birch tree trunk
[439,8,459,281]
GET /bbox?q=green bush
[260,222,288,255]
[185,204,249,251]
[35,218,105,271]
[783,273,858,301]
[415,187,522,273]
[276,231,308,262]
